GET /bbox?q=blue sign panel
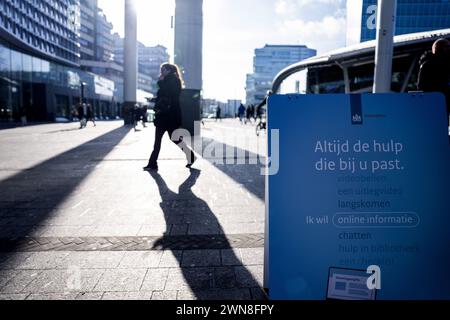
[268,93,450,300]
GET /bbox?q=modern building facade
[0,34,117,122]
[0,0,121,122]
[138,43,169,93]
[347,0,450,44]
[80,0,114,63]
[79,0,96,61]
[201,98,239,118]
[95,9,113,62]
[113,35,169,94]
[0,0,80,66]
[245,44,316,105]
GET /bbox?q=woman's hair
[161,63,185,88]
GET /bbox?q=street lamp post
[80,81,87,104]
[373,0,397,93]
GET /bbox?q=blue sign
[268,93,450,300]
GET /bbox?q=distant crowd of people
[237,92,269,125]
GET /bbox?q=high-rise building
[79,3,152,104]
[138,44,169,79]
[80,0,114,69]
[95,9,113,62]
[0,0,80,66]
[246,44,316,105]
[0,0,120,123]
[79,0,96,61]
[347,0,450,45]
[112,33,124,64]
[113,36,169,94]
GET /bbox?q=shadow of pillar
[0,126,131,267]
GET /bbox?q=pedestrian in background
[143,63,196,171]
[238,103,246,124]
[418,38,450,125]
[245,105,252,124]
[216,105,222,122]
[86,103,96,127]
[77,102,87,129]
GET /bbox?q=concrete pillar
[174,0,203,90]
[174,0,203,136]
[373,0,397,93]
[123,0,138,125]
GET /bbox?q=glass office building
[246,45,316,105]
[0,0,116,122]
[0,39,115,122]
[347,0,450,44]
[0,0,80,66]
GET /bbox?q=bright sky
[98,0,347,102]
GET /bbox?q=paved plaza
[0,119,267,300]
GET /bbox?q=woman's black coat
[153,73,182,129]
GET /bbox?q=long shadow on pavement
[147,169,265,300]
[0,122,53,131]
[194,136,266,201]
[0,126,130,266]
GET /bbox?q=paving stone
[151,290,178,300]
[176,290,196,300]
[16,252,71,270]
[101,291,152,300]
[140,268,169,291]
[221,222,264,234]
[64,251,125,269]
[24,269,104,294]
[0,270,42,293]
[235,266,264,288]
[250,287,268,300]
[94,269,147,292]
[221,249,242,266]
[165,268,214,291]
[240,248,264,265]
[181,250,221,267]
[214,267,237,289]
[195,288,252,300]
[0,253,33,270]
[0,270,19,288]
[187,218,222,234]
[118,251,162,268]
[76,292,104,300]
[26,292,78,300]
[0,293,29,300]
[170,224,188,235]
[90,225,141,237]
[158,250,182,267]
[137,225,171,236]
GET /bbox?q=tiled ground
[0,120,267,300]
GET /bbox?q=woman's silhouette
[147,169,264,299]
[144,63,196,171]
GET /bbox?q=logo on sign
[352,113,362,124]
[350,95,363,125]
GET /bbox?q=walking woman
[143,63,196,171]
